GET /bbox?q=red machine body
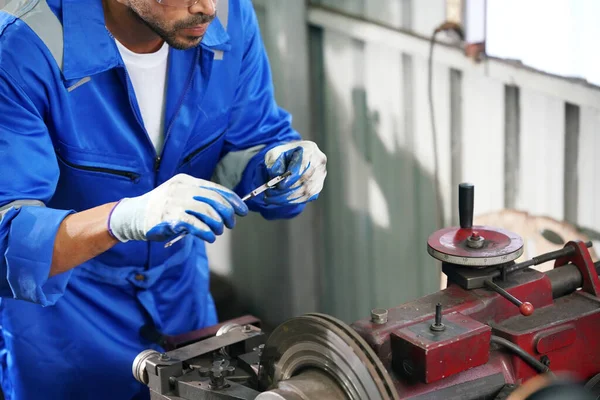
[147,183,599,399]
[352,239,600,399]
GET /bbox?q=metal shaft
[484,279,523,308]
[435,303,442,326]
[504,241,592,275]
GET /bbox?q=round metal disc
[258,313,399,400]
[427,225,524,267]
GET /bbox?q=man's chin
[165,35,203,50]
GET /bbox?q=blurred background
[207,0,600,330]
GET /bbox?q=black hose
[491,335,554,376]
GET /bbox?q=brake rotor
[427,225,524,267]
[258,313,399,400]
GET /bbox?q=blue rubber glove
[260,140,327,205]
[108,173,248,243]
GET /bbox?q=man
[0,0,327,398]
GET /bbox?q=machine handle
[484,279,534,316]
[459,183,474,229]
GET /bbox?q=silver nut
[371,308,388,324]
[242,325,253,333]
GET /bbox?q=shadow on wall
[213,85,443,327]
[214,22,444,328]
[316,82,443,324]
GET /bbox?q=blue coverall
[0,0,305,398]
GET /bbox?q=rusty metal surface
[391,313,491,384]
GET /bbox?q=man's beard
[127,5,215,50]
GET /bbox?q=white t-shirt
[115,39,169,155]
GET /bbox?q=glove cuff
[107,197,147,242]
[107,199,123,241]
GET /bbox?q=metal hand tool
[163,171,292,248]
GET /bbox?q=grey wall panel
[460,71,505,215]
[318,30,371,322]
[412,53,453,228]
[365,0,411,28]
[564,103,580,225]
[412,0,447,38]
[577,107,600,237]
[312,0,364,15]
[449,69,463,225]
[504,85,521,209]
[517,89,565,220]
[312,0,412,29]
[315,28,441,323]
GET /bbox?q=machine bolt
[206,359,235,390]
[242,325,253,333]
[158,353,170,361]
[466,231,485,249]
[371,308,388,324]
[253,344,265,357]
[430,303,446,332]
[540,355,550,367]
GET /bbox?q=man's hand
[260,140,327,205]
[108,174,248,243]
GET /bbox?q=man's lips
[181,24,209,36]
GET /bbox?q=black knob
[459,183,474,229]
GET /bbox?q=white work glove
[108,173,248,243]
[259,140,327,205]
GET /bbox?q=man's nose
[189,0,216,16]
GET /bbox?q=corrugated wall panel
[316,31,442,322]
[363,44,440,309]
[313,0,364,15]
[312,0,411,29]
[319,30,371,322]
[412,54,453,228]
[461,72,505,215]
[364,42,407,310]
[517,90,565,220]
[365,0,410,28]
[578,107,600,235]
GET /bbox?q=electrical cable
[428,29,444,229]
[490,335,554,376]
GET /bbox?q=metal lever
[503,241,593,276]
[484,279,534,316]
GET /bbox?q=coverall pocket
[178,112,229,179]
[52,144,146,212]
[55,144,142,182]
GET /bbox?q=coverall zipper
[161,47,200,173]
[55,152,140,181]
[120,66,161,171]
[180,129,226,166]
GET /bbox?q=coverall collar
[60,0,230,81]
